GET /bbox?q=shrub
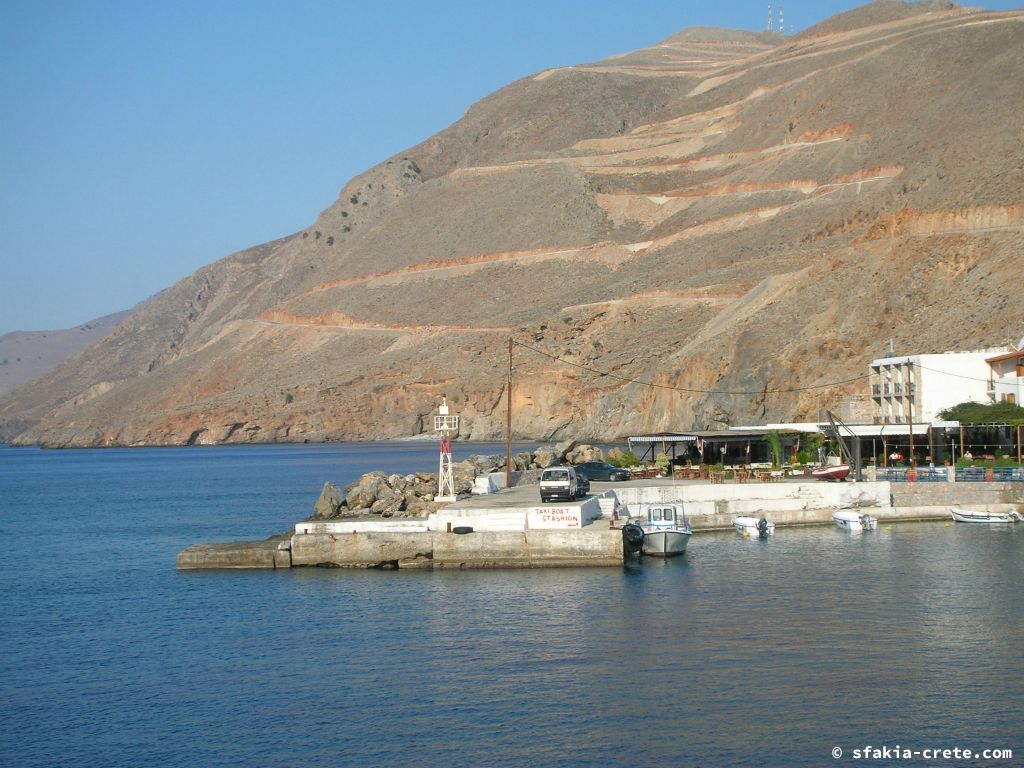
[607,450,640,468]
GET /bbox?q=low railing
[876,466,1024,482]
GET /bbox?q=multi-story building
[868,348,1007,424]
[986,339,1024,405]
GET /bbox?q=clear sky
[1,1,1019,334]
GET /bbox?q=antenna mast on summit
[768,4,773,32]
[779,5,784,34]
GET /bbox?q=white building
[869,348,1008,424]
[986,338,1024,405]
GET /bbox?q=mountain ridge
[2,1,1022,447]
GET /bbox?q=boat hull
[733,516,775,537]
[833,511,877,532]
[950,508,1020,524]
[641,530,691,557]
[812,464,850,481]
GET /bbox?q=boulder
[554,439,576,462]
[567,444,603,464]
[349,471,389,509]
[533,447,556,468]
[513,452,533,472]
[371,490,405,517]
[406,498,439,517]
[313,481,344,520]
[453,460,477,494]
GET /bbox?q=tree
[765,430,784,467]
[938,401,1024,425]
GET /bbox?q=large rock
[371,490,405,517]
[313,481,344,520]
[554,439,576,462]
[453,460,477,495]
[567,444,603,464]
[348,471,389,509]
[533,447,556,468]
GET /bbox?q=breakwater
[176,478,1023,570]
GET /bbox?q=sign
[528,506,582,529]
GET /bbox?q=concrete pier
[176,479,1023,570]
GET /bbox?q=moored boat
[733,516,775,538]
[833,510,877,532]
[637,503,692,557]
[950,507,1024,524]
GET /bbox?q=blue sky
[1,1,1020,333]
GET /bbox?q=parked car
[539,466,580,502]
[574,461,631,482]
[575,472,590,496]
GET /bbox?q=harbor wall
[289,527,622,569]
[615,482,891,519]
[176,538,292,570]
[889,481,1022,519]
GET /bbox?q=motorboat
[833,510,877,532]
[811,462,850,481]
[951,508,1024,524]
[733,516,775,538]
[636,503,692,557]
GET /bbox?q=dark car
[574,461,630,482]
[575,472,590,497]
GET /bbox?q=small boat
[951,508,1024,524]
[811,463,850,481]
[833,510,877,532]
[733,516,775,538]
[637,503,692,557]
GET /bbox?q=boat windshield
[651,507,676,523]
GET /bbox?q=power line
[511,339,865,396]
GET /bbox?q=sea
[1,442,1021,768]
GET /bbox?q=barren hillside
[2,2,1022,447]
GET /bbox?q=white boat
[833,510,878,532]
[951,508,1024,524]
[637,503,692,557]
[733,516,775,538]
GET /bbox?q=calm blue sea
[1,442,1022,768]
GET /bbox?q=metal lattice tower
[434,397,460,502]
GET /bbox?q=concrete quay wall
[616,482,891,519]
[289,527,623,569]
[177,537,292,570]
[890,481,1023,520]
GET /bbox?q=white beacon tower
[434,397,460,502]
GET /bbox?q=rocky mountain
[2,1,1022,447]
[0,310,132,398]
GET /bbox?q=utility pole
[905,360,915,467]
[505,337,513,489]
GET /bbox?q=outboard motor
[757,518,769,538]
[859,514,873,530]
[621,523,644,558]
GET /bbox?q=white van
[539,466,580,502]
